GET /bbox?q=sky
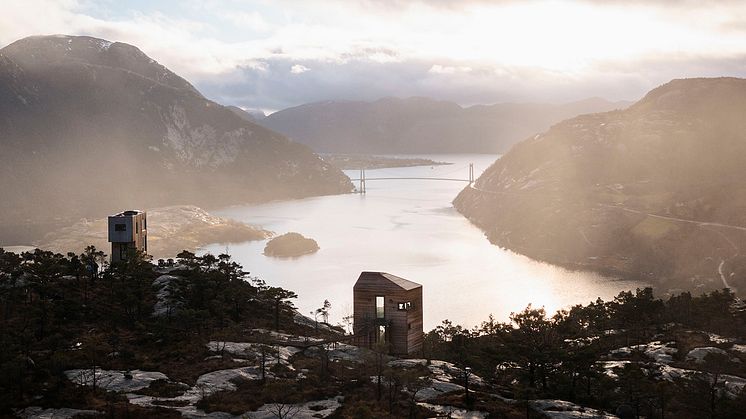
[2,0,746,113]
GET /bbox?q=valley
[201,155,643,330]
[3,1,746,413]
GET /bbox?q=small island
[263,232,320,258]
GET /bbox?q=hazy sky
[2,0,746,112]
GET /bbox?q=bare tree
[265,402,301,419]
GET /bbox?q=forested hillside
[2,246,745,418]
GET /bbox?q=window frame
[397,301,413,311]
[375,296,385,318]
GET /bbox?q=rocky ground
[10,263,617,418]
[5,250,745,418]
[18,321,746,419]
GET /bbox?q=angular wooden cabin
[108,210,147,263]
[353,272,423,355]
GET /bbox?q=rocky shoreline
[35,205,269,259]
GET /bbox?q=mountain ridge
[454,77,746,292]
[260,96,631,154]
[0,35,352,243]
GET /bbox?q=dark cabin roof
[355,271,421,291]
[110,209,144,217]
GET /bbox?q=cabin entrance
[376,325,386,344]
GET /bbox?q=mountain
[0,35,351,243]
[454,77,746,292]
[259,96,631,154]
[226,105,266,122]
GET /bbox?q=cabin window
[376,296,385,318]
[114,223,126,232]
[397,301,412,311]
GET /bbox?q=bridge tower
[358,169,367,194]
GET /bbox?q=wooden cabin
[108,210,147,263]
[353,271,423,355]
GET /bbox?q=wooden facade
[108,210,147,263]
[353,272,423,355]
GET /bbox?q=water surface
[203,154,641,330]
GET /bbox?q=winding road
[467,184,746,291]
[598,203,746,232]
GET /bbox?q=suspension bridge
[349,163,474,193]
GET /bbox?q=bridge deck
[351,163,474,193]
[349,177,470,182]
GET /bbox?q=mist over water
[202,154,643,330]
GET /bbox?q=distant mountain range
[260,96,631,154]
[455,77,746,292]
[0,35,351,243]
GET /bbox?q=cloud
[290,64,310,74]
[2,0,746,111]
[195,51,746,112]
[428,65,472,75]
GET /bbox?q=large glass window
[376,296,384,318]
[114,223,126,232]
